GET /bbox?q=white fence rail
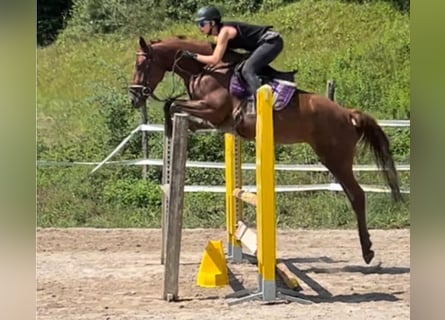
[37,120,410,194]
[37,158,410,172]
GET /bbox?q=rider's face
[198,20,212,34]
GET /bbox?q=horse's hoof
[364,250,375,264]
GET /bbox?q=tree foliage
[38,0,73,46]
[37,0,409,46]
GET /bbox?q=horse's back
[271,90,358,144]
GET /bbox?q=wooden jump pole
[161,114,189,301]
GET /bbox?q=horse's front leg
[164,99,216,137]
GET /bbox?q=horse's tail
[163,99,174,138]
[349,109,402,202]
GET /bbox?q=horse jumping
[128,36,402,264]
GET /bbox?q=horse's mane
[149,35,247,61]
[150,35,210,48]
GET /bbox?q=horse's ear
[139,36,150,51]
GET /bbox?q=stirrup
[243,94,256,114]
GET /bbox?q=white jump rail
[139,120,410,131]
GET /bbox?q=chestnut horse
[129,36,402,264]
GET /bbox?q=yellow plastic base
[197,240,229,288]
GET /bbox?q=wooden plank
[235,221,257,255]
[162,114,189,301]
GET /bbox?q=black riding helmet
[195,6,222,23]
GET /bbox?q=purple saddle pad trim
[269,80,296,111]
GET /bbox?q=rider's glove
[181,50,198,59]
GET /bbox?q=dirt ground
[37,228,410,319]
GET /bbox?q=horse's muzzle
[128,85,151,108]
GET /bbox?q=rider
[182,5,284,98]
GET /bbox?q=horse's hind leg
[335,167,374,264]
[313,144,374,264]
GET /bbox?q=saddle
[230,61,298,111]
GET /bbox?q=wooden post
[326,79,336,101]
[326,80,338,183]
[160,133,171,265]
[140,103,149,179]
[162,114,189,301]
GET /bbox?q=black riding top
[222,21,273,52]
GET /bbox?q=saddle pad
[230,75,295,111]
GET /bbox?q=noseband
[128,51,157,101]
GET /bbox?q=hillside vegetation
[37,0,410,229]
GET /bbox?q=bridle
[128,50,190,104]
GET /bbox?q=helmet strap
[206,21,216,36]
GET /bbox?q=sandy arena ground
[37,228,410,319]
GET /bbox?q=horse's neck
[157,41,208,77]
[162,39,244,69]
[172,59,203,83]
[160,40,240,87]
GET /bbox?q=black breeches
[241,36,284,95]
